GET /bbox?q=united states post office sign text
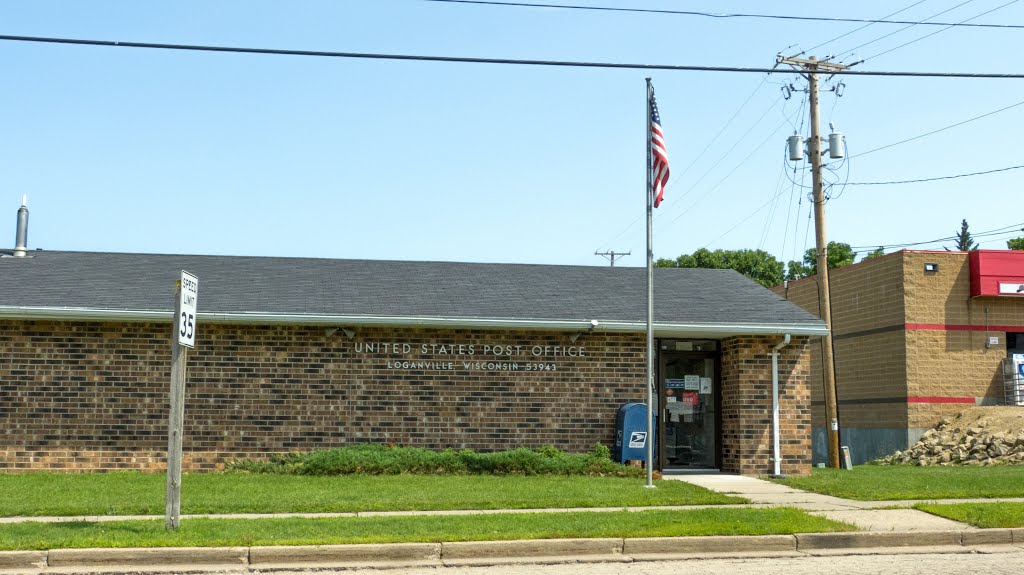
[352,341,587,373]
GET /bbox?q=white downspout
[771,333,791,477]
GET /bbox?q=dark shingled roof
[0,250,823,330]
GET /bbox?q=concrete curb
[249,542,440,565]
[2,529,1024,572]
[440,538,624,566]
[799,544,976,557]
[623,534,797,555]
[0,551,46,570]
[46,547,249,567]
[796,530,962,550]
[963,528,1014,546]
[440,538,622,559]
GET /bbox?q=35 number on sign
[177,271,199,348]
[179,312,194,341]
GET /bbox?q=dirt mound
[875,407,1024,466]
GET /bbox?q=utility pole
[595,250,631,267]
[779,55,846,469]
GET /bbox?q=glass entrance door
[659,348,718,469]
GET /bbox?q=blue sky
[0,0,1021,267]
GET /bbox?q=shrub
[536,445,564,458]
[590,442,611,461]
[226,444,642,477]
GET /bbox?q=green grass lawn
[0,508,854,550]
[0,473,743,517]
[772,465,1024,500]
[915,503,1024,528]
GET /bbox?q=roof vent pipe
[13,195,28,257]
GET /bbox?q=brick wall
[1,320,813,474]
[773,253,908,431]
[720,336,812,476]
[902,252,1022,427]
[0,321,647,471]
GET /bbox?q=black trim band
[812,397,907,406]
[834,324,904,341]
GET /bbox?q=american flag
[649,90,670,208]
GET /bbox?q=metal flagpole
[644,78,655,489]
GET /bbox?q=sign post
[166,271,197,530]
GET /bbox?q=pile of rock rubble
[875,407,1024,466]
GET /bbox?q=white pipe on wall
[771,333,792,477]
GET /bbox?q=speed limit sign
[178,271,198,348]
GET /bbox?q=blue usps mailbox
[614,402,654,463]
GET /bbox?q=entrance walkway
[667,474,1019,532]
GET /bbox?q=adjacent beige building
[775,250,1024,463]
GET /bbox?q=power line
[847,164,1024,185]
[758,155,791,250]
[967,223,1024,236]
[784,98,811,264]
[778,156,800,258]
[849,97,1024,159]
[850,222,1024,250]
[420,0,1024,28]
[670,74,770,184]
[829,0,979,63]
[3,34,1024,78]
[796,162,812,263]
[660,92,804,253]
[700,192,785,250]
[598,75,775,252]
[664,93,784,210]
[858,0,1021,64]
[851,231,1023,253]
[801,0,930,56]
[669,109,796,225]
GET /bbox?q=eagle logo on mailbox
[628,431,647,448]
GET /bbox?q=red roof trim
[907,396,976,404]
[905,323,1024,332]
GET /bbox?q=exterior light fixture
[569,320,600,344]
[325,327,356,339]
[924,263,939,272]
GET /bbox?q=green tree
[862,246,886,260]
[656,248,784,288]
[785,241,856,280]
[1007,230,1024,250]
[947,219,978,251]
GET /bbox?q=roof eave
[0,306,829,337]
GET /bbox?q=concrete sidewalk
[666,474,1024,532]
[1,476,1023,573]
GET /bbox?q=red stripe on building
[907,396,976,404]
[904,323,1024,332]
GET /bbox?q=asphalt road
[249,550,1024,575]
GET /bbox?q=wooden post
[166,280,187,530]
